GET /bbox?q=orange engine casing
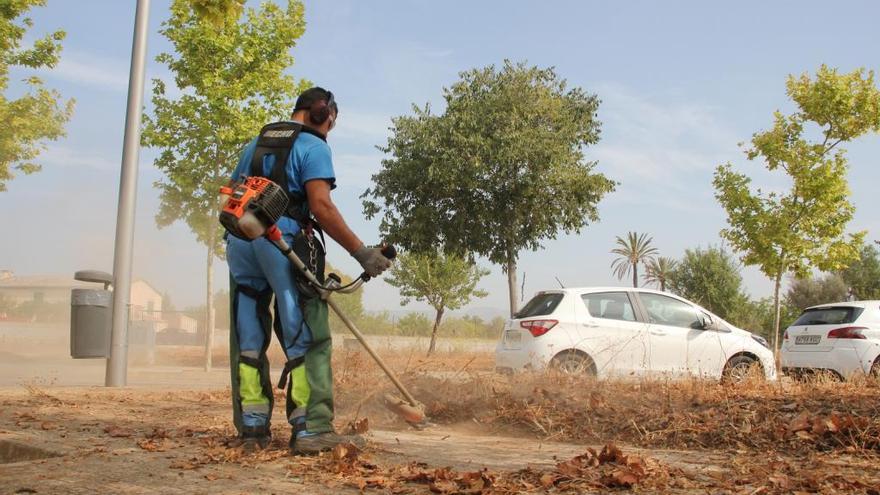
[219,177,288,240]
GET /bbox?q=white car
[781,301,880,380]
[495,287,776,381]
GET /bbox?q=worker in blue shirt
[225,87,392,455]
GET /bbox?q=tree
[384,250,489,355]
[610,232,658,288]
[363,61,615,316]
[785,274,848,312]
[142,0,308,371]
[0,0,74,191]
[667,246,744,321]
[841,244,880,300]
[644,257,677,291]
[714,65,878,355]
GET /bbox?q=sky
[2,0,879,318]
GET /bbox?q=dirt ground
[2,338,880,494]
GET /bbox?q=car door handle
[649,329,666,336]
[582,322,599,328]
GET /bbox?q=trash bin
[70,270,113,359]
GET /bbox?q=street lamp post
[105,0,151,387]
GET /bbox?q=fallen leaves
[515,443,672,492]
[787,412,871,448]
[347,417,370,434]
[282,441,669,494]
[429,374,880,456]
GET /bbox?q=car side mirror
[692,314,713,330]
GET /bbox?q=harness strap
[248,122,327,224]
[237,284,271,300]
[239,354,263,369]
[277,355,306,390]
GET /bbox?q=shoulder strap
[248,121,313,221]
[248,122,303,193]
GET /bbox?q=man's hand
[352,245,392,277]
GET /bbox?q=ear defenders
[308,90,335,125]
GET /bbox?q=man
[225,87,392,454]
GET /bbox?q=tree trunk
[428,307,444,356]
[506,257,518,317]
[632,262,638,288]
[772,271,782,362]
[660,279,665,292]
[204,228,216,372]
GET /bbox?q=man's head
[292,87,338,136]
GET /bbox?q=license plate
[795,335,821,345]
[504,330,522,347]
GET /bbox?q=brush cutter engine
[219,176,289,240]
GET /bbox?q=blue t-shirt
[231,123,336,234]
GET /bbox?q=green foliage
[784,274,848,312]
[363,60,615,314]
[667,246,744,321]
[325,263,364,334]
[610,232,658,288]
[644,257,677,292]
[397,312,431,337]
[385,251,489,312]
[188,0,244,25]
[385,250,489,354]
[728,297,797,341]
[142,0,309,254]
[713,65,878,350]
[840,244,880,300]
[0,0,73,191]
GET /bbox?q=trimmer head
[383,394,433,429]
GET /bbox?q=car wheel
[722,355,761,384]
[550,351,597,376]
[870,357,880,379]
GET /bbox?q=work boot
[240,424,271,453]
[289,430,366,456]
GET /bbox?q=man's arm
[305,179,363,254]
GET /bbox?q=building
[0,271,164,325]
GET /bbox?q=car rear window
[792,306,864,326]
[516,293,564,318]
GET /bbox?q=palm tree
[644,257,677,291]
[610,232,658,288]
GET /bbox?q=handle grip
[381,244,397,260]
[360,243,397,282]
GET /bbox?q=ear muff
[308,91,335,125]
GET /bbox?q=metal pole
[106,0,151,387]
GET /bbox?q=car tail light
[827,326,868,339]
[520,319,558,337]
